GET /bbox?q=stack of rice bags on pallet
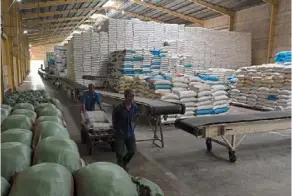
[117,76,134,94]
[147,75,173,100]
[190,82,213,116]
[211,85,230,114]
[131,76,151,98]
[172,76,197,118]
[151,50,161,74]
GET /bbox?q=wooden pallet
[230,102,274,111]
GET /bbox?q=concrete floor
[18,70,291,196]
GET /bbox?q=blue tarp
[274,51,292,64]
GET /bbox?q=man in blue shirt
[112,89,138,171]
[82,84,104,112]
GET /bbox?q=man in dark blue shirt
[82,84,104,112]
[112,89,138,171]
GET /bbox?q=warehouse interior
[0,0,291,196]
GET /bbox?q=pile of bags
[211,85,230,114]
[232,64,291,110]
[175,90,197,118]
[191,83,214,116]
[117,76,134,94]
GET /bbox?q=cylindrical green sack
[35,116,66,127]
[13,103,34,111]
[9,163,74,196]
[1,115,32,132]
[1,108,10,123]
[50,98,63,112]
[1,104,12,113]
[131,177,164,196]
[74,162,138,196]
[33,137,81,173]
[11,109,37,122]
[33,122,69,147]
[37,107,63,119]
[1,129,32,147]
[35,103,56,114]
[1,176,11,196]
[1,142,31,182]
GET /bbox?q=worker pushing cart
[82,84,104,113]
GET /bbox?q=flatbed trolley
[175,110,291,162]
[80,123,115,155]
[97,90,185,148]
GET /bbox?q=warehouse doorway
[30,60,44,74]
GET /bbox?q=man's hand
[82,108,86,113]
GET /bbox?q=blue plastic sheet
[213,107,229,114]
[195,109,214,115]
[154,84,172,90]
[274,51,292,63]
[268,95,277,100]
[197,74,219,81]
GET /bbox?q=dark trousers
[115,136,136,169]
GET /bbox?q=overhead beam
[188,0,234,16]
[19,0,100,9]
[124,11,164,23]
[23,16,85,26]
[131,0,203,25]
[24,20,93,29]
[263,0,278,4]
[21,6,117,19]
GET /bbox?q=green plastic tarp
[1,142,31,182]
[11,109,37,122]
[1,104,12,113]
[37,107,63,119]
[1,177,10,196]
[33,121,69,147]
[33,137,81,173]
[131,177,164,196]
[1,115,32,132]
[8,163,73,196]
[1,129,32,147]
[35,116,65,127]
[35,103,56,114]
[1,108,10,123]
[50,98,63,112]
[13,103,34,111]
[74,162,138,196]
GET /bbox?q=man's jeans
[115,136,136,170]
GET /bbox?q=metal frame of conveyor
[175,111,291,162]
[98,91,185,148]
[58,77,87,101]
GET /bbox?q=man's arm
[112,106,119,131]
[82,94,87,113]
[96,93,104,111]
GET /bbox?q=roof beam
[24,20,93,29]
[263,0,278,5]
[124,11,164,23]
[19,0,100,10]
[23,16,85,26]
[131,0,203,25]
[21,6,117,19]
[188,0,234,16]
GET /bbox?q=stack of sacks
[142,50,152,75]
[190,83,213,116]
[238,87,250,105]
[211,85,230,114]
[117,76,134,94]
[175,90,197,118]
[131,76,151,98]
[277,90,291,110]
[151,50,161,74]
[171,76,189,94]
[148,77,173,96]
[229,89,240,102]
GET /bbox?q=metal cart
[80,123,115,155]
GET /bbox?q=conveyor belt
[175,110,291,136]
[98,90,185,116]
[59,77,87,91]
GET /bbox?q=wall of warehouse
[1,0,30,99]
[203,0,291,65]
[30,44,56,60]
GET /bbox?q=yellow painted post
[265,0,278,63]
[3,0,16,91]
[229,14,235,31]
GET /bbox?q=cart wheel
[81,128,86,144]
[228,151,237,163]
[206,138,212,151]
